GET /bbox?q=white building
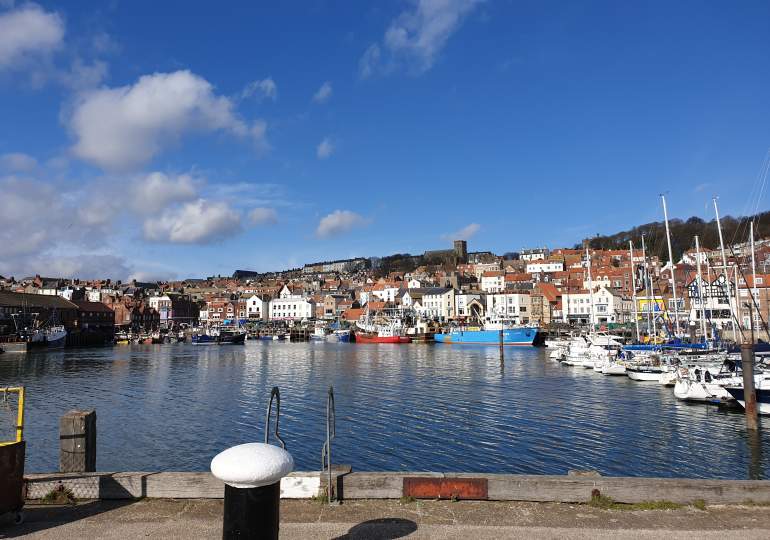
[420,288,455,320]
[480,272,504,293]
[474,262,502,279]
[148,294,173,326]
[520,248,548,262]
[562,285,624,324]
[526,261,564,274]
[246,294,269,320]
[455,293,483,319]
[485,292,531,324]
[269,298,314,320]
[371,284,401,303]
[686,275,736,331]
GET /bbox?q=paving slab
[1,498,770,539]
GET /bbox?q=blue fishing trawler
[434,324,540,346]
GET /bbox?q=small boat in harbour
[327,329,351,343]
[191,325,246,345]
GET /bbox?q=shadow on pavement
[0,499,137,538]
[333,517,418,539]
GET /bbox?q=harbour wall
[24,469,770,505]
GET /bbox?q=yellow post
[1,386,25,445]
[16,387,24,443]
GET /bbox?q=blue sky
[1,0,770,280]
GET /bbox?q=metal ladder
[320,386,338,504]
[264,386,286,448]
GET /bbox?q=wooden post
[60,410,97,473]
[740,343,758,430]
[498,329,504,363]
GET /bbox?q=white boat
[549,347,566,361]
[627,365,663,381]
[310,327,327,341]
[658,370,678,386]
[602,362,627,375]
[673,361,742,403]
[581,358,596,368]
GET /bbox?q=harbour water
[1,342,767,479]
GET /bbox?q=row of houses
[4,237,770,338]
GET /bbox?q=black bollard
[211,443,294,540]
[223,482,280,540]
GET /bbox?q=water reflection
[0,341,768,478]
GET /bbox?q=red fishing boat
[354,306,411,344]
[354,332,411,344]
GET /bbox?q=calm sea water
[0,341,766,479]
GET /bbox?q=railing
[321,386,337,504]
[264,386,285,449]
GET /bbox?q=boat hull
[326,331,351,343]
[675,379,733,403]
[627,369,662,381]
[355,333,411,344]
[726,388,770,414]
[602,364,627,375]
[192,333,246,345]
[434,328,538,346]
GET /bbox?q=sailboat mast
[585,245,595,330]
[695,236,707,341]
[661,194,680,336]
[713,197,737,341]
[641,234,655,339]
[750,220,758,341]
[629,240,640,341]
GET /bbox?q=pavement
[2,498,770,539]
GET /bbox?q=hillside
[582,210,770,263]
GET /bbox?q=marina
[1,341,768,479]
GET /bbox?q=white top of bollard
[210,443,294,489]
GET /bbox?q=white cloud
[59,58,109,90]
[0,152,37,171]
[312,81,333,104]
[250,119,271,156]
[128,268,179,283]
[131,171,199,214]
[0,4,64,69]
[317,137,334,159]
[0,174,127,278]
[242,77,277,101]
[77,196,115,228]
[444,222,480,240]
[249,207,278,225]
[359,44,381,79]
[36,254,132,281]
[68,70,268,171]
[361,0,482,77]
[316,210,369,238]
[143,199,242,244]
[0,176,63,257]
